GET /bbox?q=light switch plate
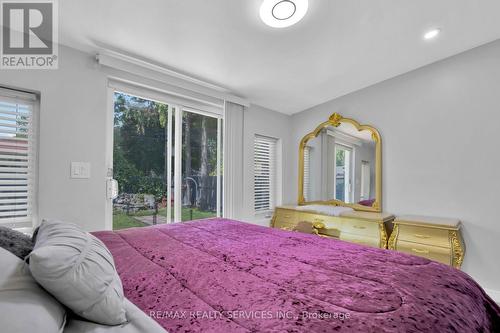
[70,162,91,179]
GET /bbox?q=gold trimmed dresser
[272,206,395,249]
[388,215,465,268]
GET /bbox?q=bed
[93,218,500,333]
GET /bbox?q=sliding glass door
[112,91,222,230]
[181,110,222,221]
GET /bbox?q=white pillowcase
[29,219,127,326]
[0,247,66,333]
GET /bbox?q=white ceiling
[59,0,500,114]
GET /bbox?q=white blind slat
[0,192,28,198]
[0,204,29,210]
[0,186,29,191]
[0,198,28,204]
[0,210,30,217]
[0,154,29,161]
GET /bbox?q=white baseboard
[484,288,500,304]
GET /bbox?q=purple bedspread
[93,218,500,333]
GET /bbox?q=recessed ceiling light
[424,28,441,40]
[260,0,308,28]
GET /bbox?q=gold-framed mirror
[298,112,382,212]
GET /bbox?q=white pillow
[0,247,66,332]
[29,219,127,326]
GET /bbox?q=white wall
[290,39,500,294]
[0,46,109,231]
[240,104,293,225]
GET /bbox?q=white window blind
[0,88,37,227]
[254,135,277,213]
[303,146,310,201]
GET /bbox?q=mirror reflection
[303,121,376,206]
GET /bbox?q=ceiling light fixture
[260,0,308,28]
[423,28,441,40]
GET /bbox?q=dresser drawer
[396,240,451,265]
[273,218,296,231]
[340,233,380,248]
[271,207,392,250]
[273,223,297,231]
[298,213,343,230]
[274,209,298,227]
[274,223,297,232]
[340,218,380,237]
[398,225,450,248]
[315,227,341,238]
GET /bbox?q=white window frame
[0,87,39,229]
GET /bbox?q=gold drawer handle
[353,225,366,229]
[280,226,291,231]
[411,248,429,254]
[313,222,326,229]
[413,234,431,239]
[283,215,291,218]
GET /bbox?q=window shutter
[254,135,277,212]
[303,146,310,201]
[0,88,37,227]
